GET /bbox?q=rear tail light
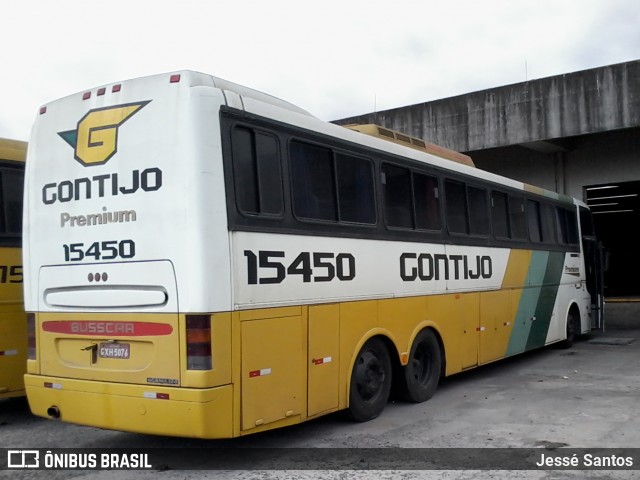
[186,315,212,370]
[27,313,36,360]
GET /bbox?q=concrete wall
[334,60,640,154]
[472,127,640,199]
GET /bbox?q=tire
[348,337,392,422]
[401,329,441,403]
[558,309,579,349]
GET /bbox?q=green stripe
[525,251,566,350]
[506,251,567,355]
[506,251,548,356]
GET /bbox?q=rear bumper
[24,374,233,439]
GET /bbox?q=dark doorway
[585,180,640,298]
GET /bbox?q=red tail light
[186,315,212,370]
[27,313,36,360]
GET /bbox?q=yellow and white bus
[23,71,604,438]
[0,138,26,399]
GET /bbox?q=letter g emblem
[58,101,150,166]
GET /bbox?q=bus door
[579,207,605,330]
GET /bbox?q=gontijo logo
[58,101,150,166]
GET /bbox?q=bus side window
[556,207,579,245]
[491,191,509,239]
[468,185,489,236]
[508,195,527,240]
[0,167,24,237]
[335,154,376,224]
[445,180,468,235]
[290,141,337,222]
[540,203,556,244]
[231,126,283,217]
[527,199,543,243]
[566,209,579,245]
[381,164,413,229]
[414,173,441,231]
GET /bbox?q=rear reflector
[143,392,170,400]
[27,313,36,360]
[186,315,212,370]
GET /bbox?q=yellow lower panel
[24,374,233,439]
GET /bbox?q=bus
[23,71,604,438]
[0,138,26,399]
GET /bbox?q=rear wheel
[401,329,441,403]
[348,338,392,422]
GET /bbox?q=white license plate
[98,342,130,359]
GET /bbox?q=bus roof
[39,70,315,120]
[205,74,315,118]
[0,138,27,163]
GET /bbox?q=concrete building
[334,60,640,298]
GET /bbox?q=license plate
[98,342,130,359]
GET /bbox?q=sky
[2,0,639,141]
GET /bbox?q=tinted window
[557,207,579,245]
[231,126,283,216]
[414,173,441,231]
[468,186,489,236]
[579,206,595,237]
[445,180,467,234]
[540,203,556,244]
[527,200,542,243]
[382,164,413,229]
[335,154,375,224]
[509,195,527,240]
[491,191,509,239]
[291,141,336,221]
[0,167,23,237]
[566,209,579,244]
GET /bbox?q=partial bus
[24,71,604,438]
[0,138,26,399]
